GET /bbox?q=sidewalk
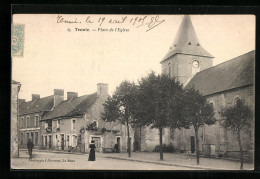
[22,149,254,170]
[97,152,254,170]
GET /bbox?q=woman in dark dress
[88,140,96,161]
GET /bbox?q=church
[134,15,254,160]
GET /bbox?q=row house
[18,89,64,148]
[40,83,134,153]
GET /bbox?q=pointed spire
[161,15,213,63]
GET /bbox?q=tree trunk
[159,128,163,160]
[237,130,243,170]
[195,127,200,165]
[126,119,131,157]
[139,126,142,151]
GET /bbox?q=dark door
[61,134,64,150]
[190,136,195,153]
[117,137,120,152]
[49,136,52,149]
[44,136,47,147]
[31,133,34,144]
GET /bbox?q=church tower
[161,15,214,85]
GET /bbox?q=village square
[11,15,254,170]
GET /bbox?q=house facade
[11,80,21,158]
[40,83,134,153]
[18,89,64,148]
[135,15,254,159]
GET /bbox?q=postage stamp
[11,24,24,57]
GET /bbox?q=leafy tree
[136,72,184,160]
[101,80,138,157]
[219,99,253,170]
[182,87,216,165]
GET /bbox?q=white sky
[12,15,255,101]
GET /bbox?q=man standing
[27,139,34,160]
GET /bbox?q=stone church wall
[172,85,254,156]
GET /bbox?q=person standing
[88,140,96,161]
[27,138,34,160]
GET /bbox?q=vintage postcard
[11,14,255,170]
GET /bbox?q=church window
[233,96,242,106]
[168,62,172,78]
[188,42,191,45]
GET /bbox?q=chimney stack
[32,94,40,101]
[97,83,108,97]
[18,99,26,106]
[54,89,64,107]
[67,92,78,100]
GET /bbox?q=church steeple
[160,15,214,85]
[161,15,213,63]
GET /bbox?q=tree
[101,80,138,157]
[219,99,253,170]
[182,87,216,165]
[136,72,184,160]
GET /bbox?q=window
[20,117,24,128]
[45,122,48,129]
[20,133,24,145]
[56,135,58,146]
[26,116,30,127]
[72,135,77,147]
[234,97,242,106]
[168,62,172,78]
[35,115,39,127]
[67,135,70,146]
[57,120,60,130]
[71,119,76,131]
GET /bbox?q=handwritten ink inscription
[57,15,165,32]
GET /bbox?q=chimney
[18,99,26,105]
[32,94,40,101]
[97,83,108,97]
[54,89,64,107]
[67,92,78,100]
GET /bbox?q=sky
[12,14,255,101]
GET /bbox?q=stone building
[40,83,134,153]
[18,89,64,148]
[136,15,254,158]
[11,80,21,158]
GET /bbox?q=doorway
[91,137,101,152]
[31,132,34,144]
[61,134,65,150]
[190,136,195,153]
[49,135,52,150]
[116,137,121,152]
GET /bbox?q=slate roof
[19,95,54,115]
[42,93,98,120]
[185,50,254,96]
[161,15,213,63]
